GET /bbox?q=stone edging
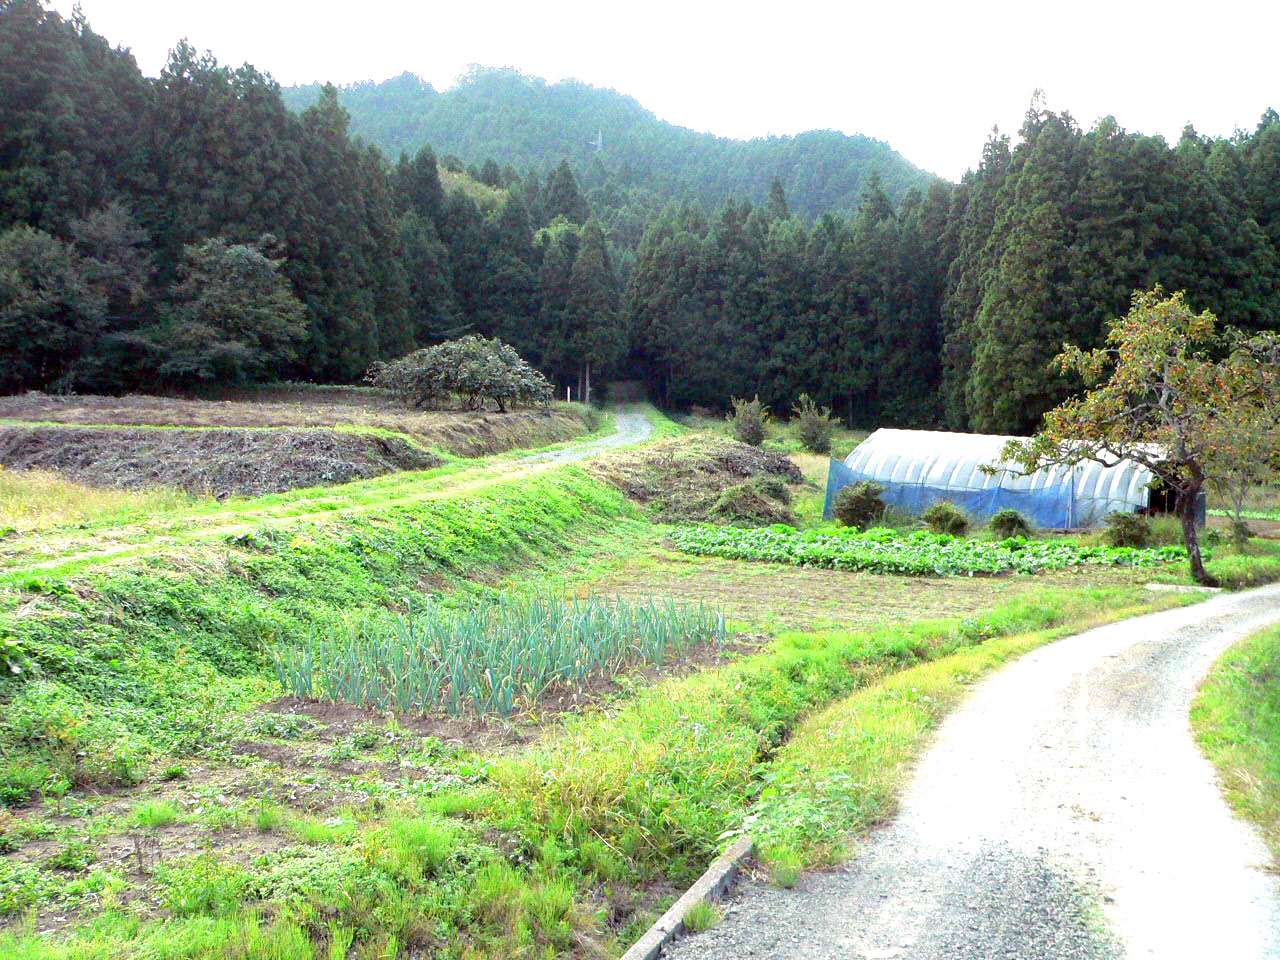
[619,836,756,960]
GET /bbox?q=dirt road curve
[664,584,1280,960]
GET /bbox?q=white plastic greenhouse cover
[843,429,1154,527]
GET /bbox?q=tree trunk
[1177,483,1217,587]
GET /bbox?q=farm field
[0,389,597,458]
[0,404,1276,960]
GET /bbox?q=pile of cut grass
[588,435,801,524]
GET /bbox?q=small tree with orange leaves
[1001,288,1280,586]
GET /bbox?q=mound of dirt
[0,426,441,499]
[588,436,803,524]
[0,390,592,458]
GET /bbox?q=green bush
[791,394,836,455]
[921,500,969,536]
[1104,511,1152,548]
[989,509,1032,539]
[729,396,768,447]
[1148,515,1184,546]
[1230,518,1254,552]
[832,481,886,529]
[366,335,552,412]
[710,479,793,526]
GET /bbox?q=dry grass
[0,467,202,534]
[0,391,592,459]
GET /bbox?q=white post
[566,385,571,402]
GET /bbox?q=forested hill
[280,68,935,219]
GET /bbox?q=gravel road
[664,583,1280,960]
[516,409,653,464]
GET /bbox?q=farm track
[665,583,1280,960]
[2,410,652,578]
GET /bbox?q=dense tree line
[0,1,622,395]
[4,2,1278,435]
[627,108,1280,431]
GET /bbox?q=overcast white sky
[67,0,1278,181]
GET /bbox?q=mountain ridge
[281,66,938,218]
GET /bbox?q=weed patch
[1193,622,1280,861]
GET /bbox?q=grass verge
[747,588,1203,874]
[1192,622,1280,861]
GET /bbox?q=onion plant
[272,592,725,717]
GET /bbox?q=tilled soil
[0,390,591,458]
[663,584,1280,960]
[0,425,440,498]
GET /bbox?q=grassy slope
[0,415,1270,959]
[1192,622,1280,860]
[0,585,1191,960]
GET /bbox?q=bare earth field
[587,541,1158,632]
[0,390,592,458]
[0,426,440,499]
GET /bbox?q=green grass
[484,584,1183,885]
[1192,622,1280,860]
[683,899,722,932]
[0,420,1234,959]
[0,470,639,802]
[0,583,1192,958]
[748,589,1201,869]
[130,800,179,829]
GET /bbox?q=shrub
[989,509,1032,539]
[833,481,886,530]
[1104,511,1151,548]
[921,501,969,536]
[366,335,552,412]
[729,396,768,447]
[791,394,837,454]
[1148,515,1184,546]
[1230,518,1254,552]
[710,479,793,526]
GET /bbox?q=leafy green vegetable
[668,525,1189,577]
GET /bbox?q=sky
[67,0,1280,181]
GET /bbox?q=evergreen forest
[3,0,1280,433]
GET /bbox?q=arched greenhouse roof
[831,429,1156,528]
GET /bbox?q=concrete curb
[619,836,756,960]
[1145,583,1224,594]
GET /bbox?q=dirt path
[665,583,1280,960]
[4,409,653,577]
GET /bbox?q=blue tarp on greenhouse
[821,429,1203,530]
[823,456,1089,529]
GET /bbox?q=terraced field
[0,406,639,580]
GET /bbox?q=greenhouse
[822,428,1199,530]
